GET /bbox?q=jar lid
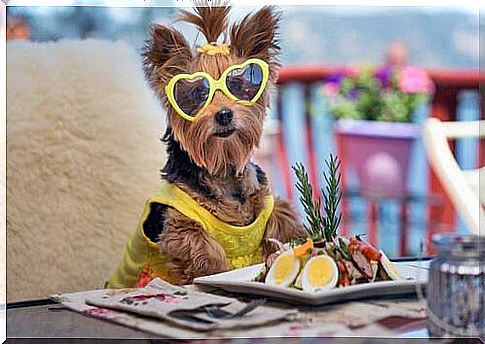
[432,234,485,258]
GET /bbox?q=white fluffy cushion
[7,39,166,301]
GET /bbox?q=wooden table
[7,257,446,341]
[6,295,432,341]
[7,300,157,340]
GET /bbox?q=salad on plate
[254,155,404,292]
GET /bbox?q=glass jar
[427,234,484,337]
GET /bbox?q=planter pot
[334,119,420,198]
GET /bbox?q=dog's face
[143,4,280,176]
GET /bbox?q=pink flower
[323,83,339,97]
[343,65,359,77]
[399,66,434,94]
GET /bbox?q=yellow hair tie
[196,43,230,56]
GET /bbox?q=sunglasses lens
[226,63,264,101]
[174,77,210,118]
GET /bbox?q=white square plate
[194,261,429,305]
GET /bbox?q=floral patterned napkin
[51,278,297,332]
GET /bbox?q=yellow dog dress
[107,181,274,288]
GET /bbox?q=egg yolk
[308,258,333,287]
[273,254,296,284]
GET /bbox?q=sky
[4,0,482,14]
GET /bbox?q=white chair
[423,118,484,235]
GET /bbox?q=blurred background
[5,4,480,68]
[6,3,482,258]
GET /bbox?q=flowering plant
[323,65,434,122]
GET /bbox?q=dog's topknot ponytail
[178,0,231,44]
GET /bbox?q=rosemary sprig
[292,154,343,242]
[292,162,325,240]
[321,154,342,241]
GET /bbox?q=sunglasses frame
[165,58,269,122]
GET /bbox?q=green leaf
[338,238,351,260]
[355,233,367,241]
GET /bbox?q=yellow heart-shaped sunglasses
[165,58,269,122]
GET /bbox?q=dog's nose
[214,108,234,126]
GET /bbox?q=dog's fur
[142,2,305,284]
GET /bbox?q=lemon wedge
[379,250,404,280]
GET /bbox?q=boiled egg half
[265,251,301,287]
[301,255,338,292]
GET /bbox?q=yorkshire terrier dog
[108,2,305,288]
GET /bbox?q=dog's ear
[142,24,193,94]
[230,6,281,81]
